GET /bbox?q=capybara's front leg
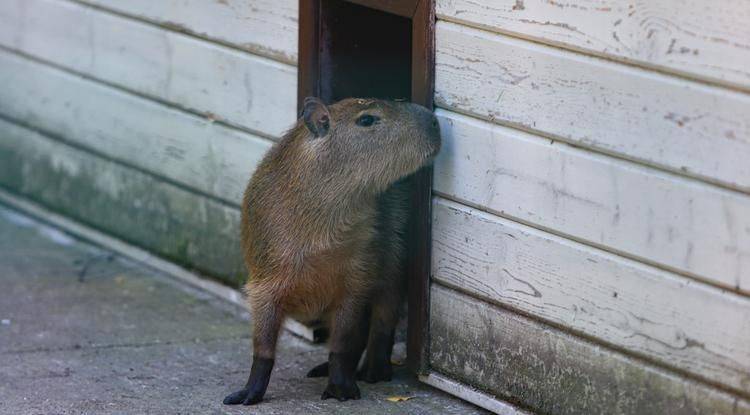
[223,298,283,405]
[321,299,368,401]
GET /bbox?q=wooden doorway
[298,0,435,373]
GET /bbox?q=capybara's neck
[257,126,381,249]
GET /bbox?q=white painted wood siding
[434,110,750,293]
[436,0,750,91]
[75,0,299,64]
[430,285,750,415]
[0,0,297,139]
[435,21,750,193]
[430,1,750,412]
[0,118,246,279]
[0,51,271,206]
[0,0,296,287]
[433,197,750,394]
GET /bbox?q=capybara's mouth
[427,132,442,158]
[422,141,441,165]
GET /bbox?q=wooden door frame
[297,0,436,374]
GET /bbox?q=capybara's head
[299,97,441,192]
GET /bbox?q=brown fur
[224,97,440,405]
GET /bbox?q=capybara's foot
[358,359,392,383]
[223,357,274,406]
[306,361,329,378]
[321,379,361,401]
[223,388,263,406]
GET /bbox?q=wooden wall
[1,1,749,413]
[0,0,297,285]
[429,1,750,413]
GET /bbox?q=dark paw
[306,361,329,378]
[223,388,263,406]
[358,360,393,383]
[321,380,361,401]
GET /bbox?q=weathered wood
[432,197,750,395]
[0,118,246,286]
[430,285,750,415]
[0,0,297,139]
[433,109,750,293]
[73,0,299,64]
[436,0,750,91]
[407,0,437,375]
[435,21,750,193]
[0,50,273,206]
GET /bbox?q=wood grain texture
[430,285,750,415]
[73,0,299,64]
[0,118,246,286]
[436,0,750,91]
[0,0,297,139]
[0,51,273,206]
[433,109,750,293]
[432,197,750,395]
[435,21,750,193]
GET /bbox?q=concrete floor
[0,204,487,415]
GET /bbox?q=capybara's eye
[356,114,379,127]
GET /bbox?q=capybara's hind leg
[359,288,401,383]
[306,361,330,378]
[306,310,370,378]
[321,299,369,401]
[223,297,283,406]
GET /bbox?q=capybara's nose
[429,116,440,135]
[403,101,441,145]
[425,112,441,144]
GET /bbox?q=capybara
[223,97,441,405]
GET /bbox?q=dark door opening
[298,0,435,374]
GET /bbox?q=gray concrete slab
[0,205,487,414]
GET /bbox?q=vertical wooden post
[406,0,435,374]
[297,0,321,112]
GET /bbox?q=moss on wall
[0,119,247,287]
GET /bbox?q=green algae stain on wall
[0,119,248,288]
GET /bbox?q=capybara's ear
[302,97,331,138]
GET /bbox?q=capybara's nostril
[431,119,439,129]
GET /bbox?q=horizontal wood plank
[430,285,750,415]
[433,109,750,293]
[0,118,246,286]
[435,21,750,193]
[73,0,299,64]
[436,0,750,91]
[432,197,750,394]
[0,50,273,206]
[0,0,297,139]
